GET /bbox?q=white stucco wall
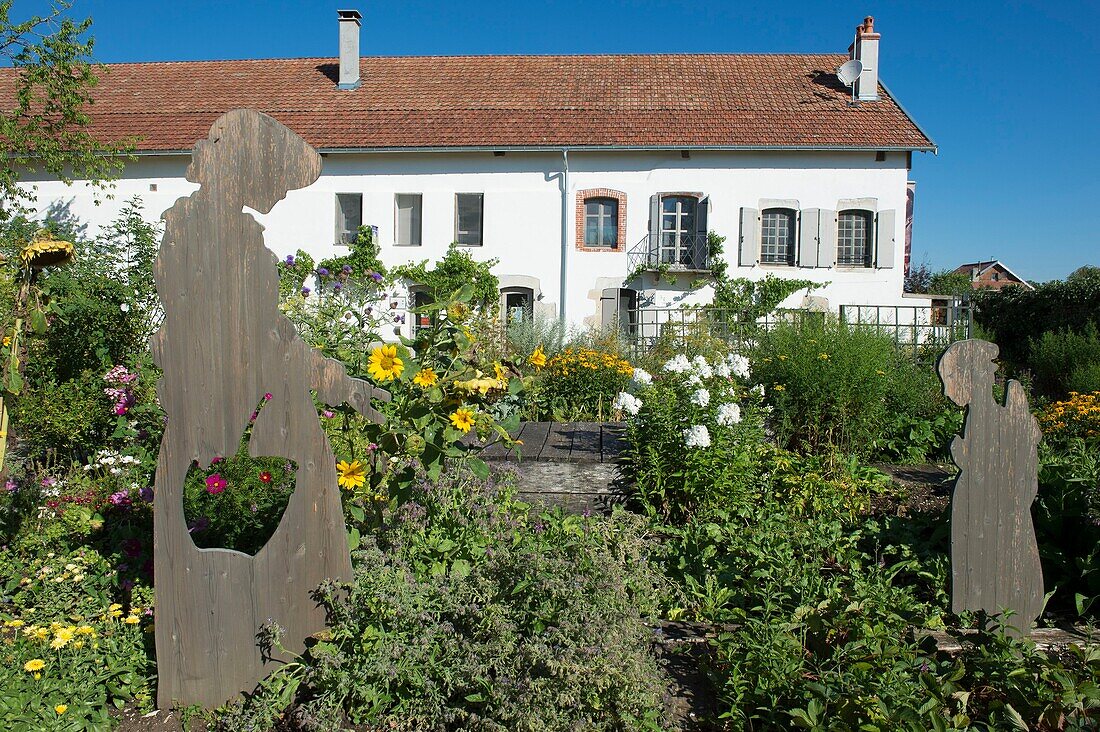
[19,148,927,333]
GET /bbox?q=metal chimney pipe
[337,9,361,90]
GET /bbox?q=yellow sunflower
[367,344,404,382]
[449,408,475,434]
[529,345,547,369]
[412,367,438,388]
[19,231,75,269]
[336,459,366,490]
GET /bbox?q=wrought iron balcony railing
[626,233,712,274]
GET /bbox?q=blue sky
[19,1,1100,281]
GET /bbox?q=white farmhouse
[9,12,935,334]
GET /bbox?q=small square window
[455,193,483,246]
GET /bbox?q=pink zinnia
[205,474,227,495]
[263,392,273,401]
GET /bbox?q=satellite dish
[836,59,864,86]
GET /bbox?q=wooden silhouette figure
[151,109,389,707]
[938,339,1043,633]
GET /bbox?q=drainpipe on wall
[559,149,569,322]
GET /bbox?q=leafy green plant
[753,317,949,457]
[392,243,500,312]
[219,471,677,731]
[1029,323,1100,399]
[532,346,634,421]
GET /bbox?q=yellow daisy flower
[55,705,67,715]
[50,627,75,649]
[336,460,366,491]
[24,659,45,673]
[412,367,438,388]
[449,408,475,434]
[529,345,547,369]
[367,344,404,382]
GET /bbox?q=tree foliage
[392,243,500,309]
[0,1,132,220]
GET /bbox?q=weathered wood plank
[568,422,603,463]
[152,110,389,709]
[601,422,629,462]
[938,339,1043,635]
[538,422,575,462]
[515,420,550,463]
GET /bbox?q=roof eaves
[878,79,937,154]
[125,143,939,156]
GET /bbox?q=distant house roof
[0,54,936,153]
[954,260,1035,290]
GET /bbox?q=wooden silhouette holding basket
[152,109,389,707]
[938,339,1043,633]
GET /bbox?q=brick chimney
[849,16,880,102]
[337,9,361,90]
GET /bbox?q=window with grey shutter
[738,207,760,266]
[874,209,896,268]
[584,197,618,247]
[335,193,362,246]
[837,209,873,267]
[760,208,796,265]
[395,194,422,247]
[455,193,483,246]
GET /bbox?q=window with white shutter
[837,209,873,267]
[760,208,796,265]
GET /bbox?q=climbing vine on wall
[392,244,501,311]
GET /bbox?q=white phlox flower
[726,354,751,379]
[683,424,711,448]
[632,368,653,387]
[613,392,643,416]
[691,388,710,407]
[663,355,691,373]
[691,355,713,379]
[717,402,742,426]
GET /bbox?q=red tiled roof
[0,54,935,152]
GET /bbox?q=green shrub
[1029,323,1100,398]
[753,318,948,457]
[221,473,676,731]
[975,269,1100,366]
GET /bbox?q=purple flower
[371,272,384,283]
[285,254,296,266]
[341,264,352,274]
[140,487,154,502]
[322,410,335,418]
[109,490,131,506]
[301,287,311,297]
[40,477,56,488]
[187,517,210,533]
[3,479,17,493]
[317,267,330,277]
[333,282,343,293]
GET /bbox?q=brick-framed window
[576,188,627,251]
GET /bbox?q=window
[455,193,483,246]
[395,194,422,247]
[837,210,873,267]
[760,208,796,265]
[659,195,697,265]
[584,198,618,247]
[335,193,362,246]
[411,289,434,334]
[501,287,534,325]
